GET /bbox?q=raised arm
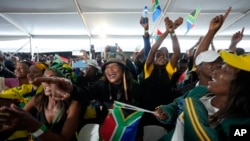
[194,7,232,59]
[139,16,151,58]
[145,17,172,69]
[169,17,182,69]
[228,27,244,53]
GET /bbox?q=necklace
[109,83,123,100]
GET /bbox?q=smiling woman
[182,50,250,141]
[79,53,143,140]
[90,53,141,105]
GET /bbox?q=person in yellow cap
[154,50,250,140]
[177,50,250,140]
[155,25,250,140]
[154,7,233,141]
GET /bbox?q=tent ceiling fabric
[0,0,249,53]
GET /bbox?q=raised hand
[140,16,149,30]
[164,17,175,33]
[209,7,232,32]
[174,17,184,29]
[231,27,244,45]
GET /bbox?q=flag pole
[114,101,156,114]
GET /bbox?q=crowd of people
[0,6,250,141]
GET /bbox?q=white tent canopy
[0,0,250,54]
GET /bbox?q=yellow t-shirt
[144,62,176,80]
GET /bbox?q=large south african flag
[100,102,143,141]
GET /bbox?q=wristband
[170,32,176,37]
[32,124,47,138]
[144,30,148,33]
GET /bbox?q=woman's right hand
[154,106,168,121]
